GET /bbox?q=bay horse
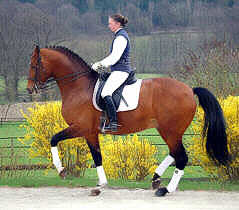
[27,45,230,196]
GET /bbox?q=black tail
[193,87,230,166]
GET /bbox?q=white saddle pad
[93,79,142,112]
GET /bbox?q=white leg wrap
[167,168,184,193]
[96,166,107,186]
[155,155,175,176]
[51,147,64,173]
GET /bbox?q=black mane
[46,45,98,78]
[47,45,91,68]
[46,45,95,69]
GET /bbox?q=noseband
[28,54,45,92]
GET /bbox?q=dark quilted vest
[110,29,132,73]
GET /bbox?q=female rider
[92,14,133,132]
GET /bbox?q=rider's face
[108,17,121,33]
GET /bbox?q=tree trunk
[4,75,18,103]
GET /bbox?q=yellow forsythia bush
[19,102,158,180]
[188,95,239,181]
[100,134,158,181]
[19,102,92,177]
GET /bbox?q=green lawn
[0,121,198,165]
[0,167,211,188]
[0,122,196,162]
[1,122,239,191]
[1,168,238,191]
[0,121,26,138]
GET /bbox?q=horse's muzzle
[26,87,33,94]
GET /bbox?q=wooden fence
[0,120,200,170]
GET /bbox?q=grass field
[0,167,207,187]
[0,122,169,165]
[1,122,198,172]
[1,122,239,191]
[0,121,196,159]
[1,167,239,191]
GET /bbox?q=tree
[0,0,30,102]
[0,0,69,102]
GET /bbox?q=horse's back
[152,77,194,98]
[142,77,194,101]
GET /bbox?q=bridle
[28,53,46,93]
[28,50,95,93]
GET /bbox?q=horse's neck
[43,49,97,102]
[54,67,97,102]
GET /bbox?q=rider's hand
[92,62,103,71]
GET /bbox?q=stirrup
[103,122,119,132]
[99,112,107,131]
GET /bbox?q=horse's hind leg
[152,154,175,189]
[166,143,188,193]
[153,131,188,196]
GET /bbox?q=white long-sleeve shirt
[100,32,127,68]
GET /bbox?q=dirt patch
[0,187,238,210]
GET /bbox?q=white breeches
[101,71,129,98]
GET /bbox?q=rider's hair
[110,14,128,27]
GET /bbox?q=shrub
[20,102,158,180]
[100,134,158,181]
[19,102,92,177]
[171,40,239,97]
[188,95,239,181]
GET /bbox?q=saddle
[95,71,137,111]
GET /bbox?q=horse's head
[27,45,98,94]
[27,46,51,94]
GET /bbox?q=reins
[28,49,97,93]
[43,69,94,90]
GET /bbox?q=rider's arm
[92,36,127,71]
[100,35,127,67]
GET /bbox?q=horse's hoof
[90,183,107,196]
[90,188,101,196]
[152,178,161,190]
[155,187,168,197]
[59,168,67,179]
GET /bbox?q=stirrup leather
[103,122,119,132]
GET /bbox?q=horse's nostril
[26,88,33,94]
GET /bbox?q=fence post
[11,137,14,161]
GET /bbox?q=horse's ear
[33,45,40,56]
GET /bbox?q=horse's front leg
[87,141,107,187]
[50,126,79,177]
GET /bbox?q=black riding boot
[103,95,118,132]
